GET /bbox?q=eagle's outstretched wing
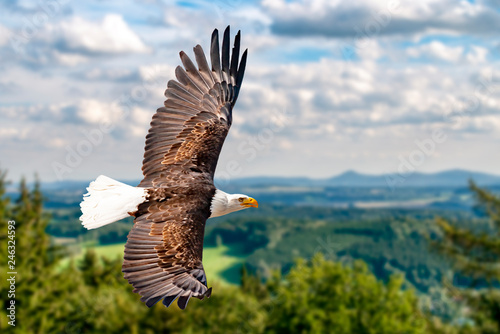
[139,26,247,188]
[123,190,213,309]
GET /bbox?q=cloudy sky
[0,0,499,183]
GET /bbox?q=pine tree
[433,181,500,333]
[264,254,427,334]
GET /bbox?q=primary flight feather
[79,26,257,310]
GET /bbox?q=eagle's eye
[238,197,244,202]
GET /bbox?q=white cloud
[0,128,19,139]
[53,14,150,55]
[466,45,489,64]
[138,64,174,83]
[79,68,136,81]
[0,14,151,67]
[131,106,151,125]
[407,41,464,62]
[0,23,10,46]
[52,52,89,66]
[263,0,500,39]
[130,107,152,137]
[76,99,125,124]
[356,40,383,61]
[454,114,500,133]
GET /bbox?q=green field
[59,242,245,285]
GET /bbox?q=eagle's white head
[209,189,258,218]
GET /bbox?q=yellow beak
[241,197,258,208]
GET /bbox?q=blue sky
[0,0,499,183]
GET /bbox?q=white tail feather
[80,175,148,230]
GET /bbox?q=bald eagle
[79,27,257,310]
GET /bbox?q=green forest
[1,170,500,333]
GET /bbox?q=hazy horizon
[4,168,499,187]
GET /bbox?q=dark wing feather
[211,29,222,81]
[234,49,247,105]
[123,193,212,310]
[140,26,247,188]
[230,31,240,85]
[221,26,230,84]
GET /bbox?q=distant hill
[11,169,499,194]
[326,169,500,188]
[226,169,500,189]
